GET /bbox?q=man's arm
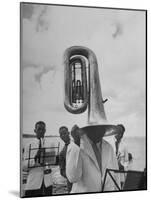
[66,143,82,183]
[59,149,66,178]
[119,143,129,170]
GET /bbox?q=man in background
[59,126,72,193]
[114,124,129,187]
[23,121,53,197]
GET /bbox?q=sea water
[22,136,146,171]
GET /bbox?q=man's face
[35,124,46,139]
[60,128,70,144]
[88,132,102,143]
[84,126,104,144]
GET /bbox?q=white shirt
[66,135,120,193]
[23,138,53,190]
[116,140,129,170]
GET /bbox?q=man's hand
[71,125,84,146]
[34,162,42,167]
[34,148,45,166]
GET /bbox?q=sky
[21,3,146,137]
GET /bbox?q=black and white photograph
[20,2,147,198]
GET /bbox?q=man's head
[81,125,108,144]
[34,121,46,139]
[71,125,81,146]
[115,124,125,141]
[59,126,70,144]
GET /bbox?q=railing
[25,142,60,169]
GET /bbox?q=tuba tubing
[64,46,107,124]
[64,55,88,114]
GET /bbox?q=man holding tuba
[64,46,121,193]
[66,125,121,193]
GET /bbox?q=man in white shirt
[66,125,121,193]
[59,126,72,193]
[23,121,53,197]
[114,124,129,187]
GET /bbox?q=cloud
[34,65,56,84]
[33,5,49,32]
[23,65,64,119]
[111,23,123,38]
[21,3,34,19]
[21,4,49,31]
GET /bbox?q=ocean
[120,137,146,171]
[22,136,146,171]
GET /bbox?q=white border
[0,0,150,199]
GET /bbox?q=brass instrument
[64,46,106,125]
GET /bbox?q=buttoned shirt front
[23,138,53,190]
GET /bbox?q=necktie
[39,139,42,148]
[92,142,102,175]
[64,143,68,152]
[115,141,119,156]
[37,139,41,164]
[63,143,69,164]
[38,139,45,165]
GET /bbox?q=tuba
[64,46,107,125]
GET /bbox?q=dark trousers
[25,181,53,197]
[67,179,72,193]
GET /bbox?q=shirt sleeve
[119,143,129,170]
[66,143,82,183]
